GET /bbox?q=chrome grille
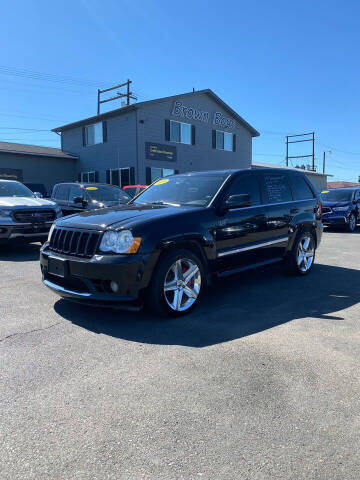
[13,209,56,223]
[48,227,101,258]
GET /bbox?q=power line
[0,127,51,132]
[0,65,108,88]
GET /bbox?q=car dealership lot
[1,231,360,480]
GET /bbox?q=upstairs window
[83,121,107,146]
[166,120,194,145]
[213,130,236,152]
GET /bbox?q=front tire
[146,249,204,316]
[347,213,356,232]
[283,231,316,276]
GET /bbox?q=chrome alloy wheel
[163,258,201,312]
[349,213,356,231]
[297,235,315,273]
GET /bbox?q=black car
[321,187,360,232]
[51,182,131,216]
[40,168,323,316]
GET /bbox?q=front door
[214,173,270,271]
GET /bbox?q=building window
[84,122,103,146]
[215,130,234,151]
[80,171,97,183]
[108,168,130,188]
[147,167,176,184]
[170,120,192,144]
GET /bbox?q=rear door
[52,184,70,214]
[214,173,270,270]
[258,173,294,258]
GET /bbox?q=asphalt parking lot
[1,230,359,480]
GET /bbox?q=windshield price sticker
[321,190,329,194]
[154,179,169,186]
[86,186,98,190]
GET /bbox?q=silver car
[0,180,62,246]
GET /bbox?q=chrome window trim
[217,235,289,257]
[226,197,314,212]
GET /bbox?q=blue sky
[0,0,359,181]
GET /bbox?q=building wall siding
[0,153,76,193]
[61,112,137,183]
[60,93,253,184]
[137,93,252,183]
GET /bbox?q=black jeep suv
[40,168,323,316]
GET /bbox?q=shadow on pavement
[0,242,41,262]
[54,262,360,348]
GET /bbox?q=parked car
[24,183,48,198]
[40,168,323,316]
[51,182,131,216]
[321,187,360,232]
[0,179,61,246]
[123,184,148,197]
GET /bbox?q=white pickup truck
[0,179,61,246]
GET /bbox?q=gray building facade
[0,142,77,194]
[54,89,259,186]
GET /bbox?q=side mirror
[34,192,43,198]
[225,194,252,209]
[73,196,86,205]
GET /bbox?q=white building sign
[171,101,235,129]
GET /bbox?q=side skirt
[217,257,283,279]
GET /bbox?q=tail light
[315,200,322,220]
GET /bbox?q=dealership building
[53,89,259,186]
[0,89,330,192]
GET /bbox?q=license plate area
[48,257,68,278]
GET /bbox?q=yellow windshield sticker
[321,190,329,194]
[86,186,98,190]
[154,179,169,185]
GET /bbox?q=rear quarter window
[288,175,314,200]
[261,174,293,203]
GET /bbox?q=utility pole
[285,132,315,170]
[323,151,326,174]
[97,79,137,114]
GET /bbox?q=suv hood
[56,203,201,229]
[0,196,57,208]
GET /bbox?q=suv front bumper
[40,244,158,307]
[0,222,52,241]
[322,211,351,226]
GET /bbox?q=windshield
[133,174,228,207]
[0,181,35,198]
[321,189,354,202]
[85,185,131,203]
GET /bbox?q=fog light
[110,281,119,293]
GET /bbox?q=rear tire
[283,231,316,276]
[146,249,204,317]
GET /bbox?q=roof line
[52,89,260,137]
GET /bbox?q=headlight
[0,209,12,217]
[99,230,141,254]
[332,206,350,212]
[48,224,55,242]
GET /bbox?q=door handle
[290,208,299,214]
[254,213,266,219]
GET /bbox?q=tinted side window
[69,185,84,202]
[262,175,292,203]
[56,185,70,201]
[354,190,360,201]
[226,175,261,205]
[289,175,314,200]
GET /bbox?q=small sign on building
[145,142,176,162]
[0,168,23,181]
